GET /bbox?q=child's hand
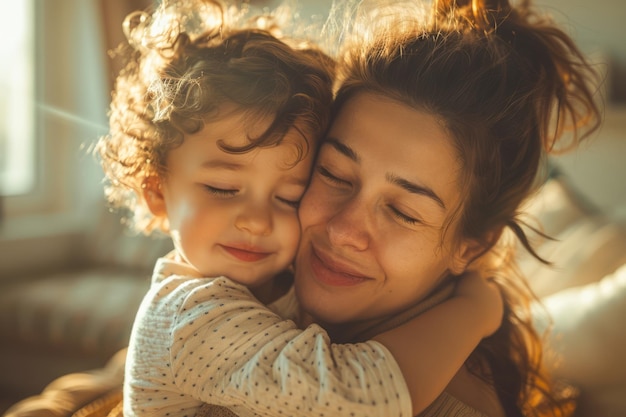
[454,272,503,338]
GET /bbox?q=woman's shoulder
[425,365,505,417]
[418,391,491,417]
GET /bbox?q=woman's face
[295,92,474,327]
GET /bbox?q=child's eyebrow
[201,160,309,186]
[284,176,310,187]
[201,160,245,170]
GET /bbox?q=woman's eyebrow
[386,173,446,209]
[323,137,360,163]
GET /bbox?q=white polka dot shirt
[123,254,412,417]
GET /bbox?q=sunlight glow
[0,0,34,196]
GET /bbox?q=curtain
[99,0,153,89]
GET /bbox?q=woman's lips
[310,246,370,287]
[221,245,271,262]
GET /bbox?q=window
[0,0,34,196]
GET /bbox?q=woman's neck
[298,279,456,344]
[251,268,294,305]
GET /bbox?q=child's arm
[373,273,503,414]
[162,274,499,417]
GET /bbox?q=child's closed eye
[276,196,300,209]
[204,185,238,197]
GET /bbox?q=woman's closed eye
[388,204,421,225]
[317,165,351,187]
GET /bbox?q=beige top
[418,392,489,417]
[195,393,490,417]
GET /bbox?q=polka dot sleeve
[166,277,413,417]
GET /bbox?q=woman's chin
[295,281,364,329]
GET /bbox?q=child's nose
[234,201,273,236]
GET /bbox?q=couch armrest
[3,349,126,417]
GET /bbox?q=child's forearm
[372,278,502,414]
[372,296,484,414]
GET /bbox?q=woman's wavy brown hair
[96,0,335,233]
[331,0,601,415]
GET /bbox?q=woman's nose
[326,196,371,251]
[234,201,273,236]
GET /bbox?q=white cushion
[534,264,626,417]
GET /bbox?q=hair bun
[434,0,513,32]
[472,0,513,30]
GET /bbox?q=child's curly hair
[96,0,335,234]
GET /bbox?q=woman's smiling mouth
[310,245,372,286]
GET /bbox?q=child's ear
[142,176,167,217]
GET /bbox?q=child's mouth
[221,245,271,262]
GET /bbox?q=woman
[292,0,600,415]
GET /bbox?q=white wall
[535,0,626,102]
[532,0,626,220]
[552,106,626,221]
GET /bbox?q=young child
[96,1,501,416]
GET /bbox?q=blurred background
[0,0,624,412]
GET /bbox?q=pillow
[524,219,626,298]
[534,264,626,417]
[518,174,626,298]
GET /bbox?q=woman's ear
[450,228,502,275]
[450,239,486,275]
[142,176,167,217]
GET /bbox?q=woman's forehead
[327,92,463,208]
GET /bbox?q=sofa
[2,169,626,417]
[0,207,172,412]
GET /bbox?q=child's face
[148,106,314,287]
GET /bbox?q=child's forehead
[211,104,272,126]
[168,117,314,177]
[200,106,274,145]
[202,103,313,148]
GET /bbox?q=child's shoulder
[141,272,258,326]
